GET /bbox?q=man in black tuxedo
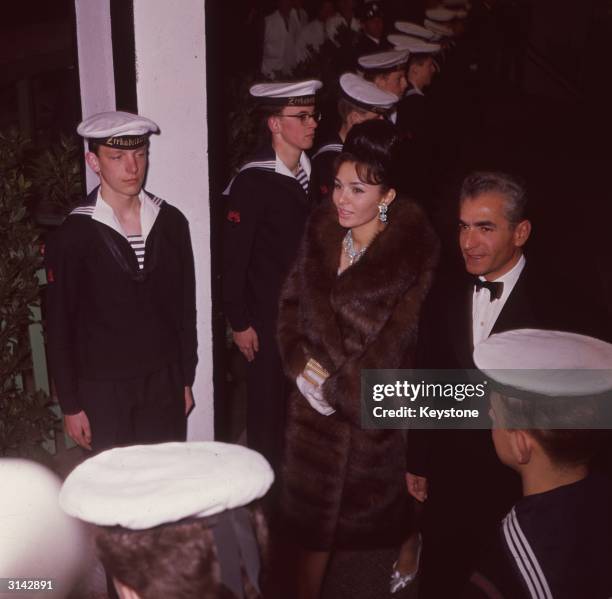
[407,171,609,596]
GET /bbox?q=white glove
[296,373,336,416]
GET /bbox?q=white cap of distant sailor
[357,49,411,72]
[59,441,275,529]
[395,20,440,41]
[424,19,455,37]
[339,73,399,114]
[77,110,159,148]
[249,79,323,106]
[426,6,467,21]
[473,329,612,398]
[0,459,87,587]
[388,34,442,55]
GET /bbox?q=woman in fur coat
[277,120,439,598]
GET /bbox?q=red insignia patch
[320,185,329,195]
[46,268,55,283]
[227,210,241,223]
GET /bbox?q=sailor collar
[223,148,311,195]
[312,134,343,160]
[70,189,163,242]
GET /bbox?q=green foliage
[0,129,59,458]
[30,134,82,216]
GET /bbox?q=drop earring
[378,202,388,224]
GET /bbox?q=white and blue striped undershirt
[127,234,145,270]
[296,165,309,194]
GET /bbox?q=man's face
[375,69,408,97]
[410,57,437,89]
[86,145,148,199]
[270,105,319,151]
[363,16,384,40]
[459,192,530,281]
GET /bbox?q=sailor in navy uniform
[310,72,398,203]
[465,329,612,599]
[386,35,442,201]
[45,111,197,454]
[358,48,410,106]
[222,80,322,473]
[353,1,393,58]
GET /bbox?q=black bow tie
[474,278,504,301]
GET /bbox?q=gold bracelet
[306,358,329,379]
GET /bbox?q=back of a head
[60,442,274,599]
[96,510,267,599]
[474,329,612,467]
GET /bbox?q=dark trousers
[246,326,287,474]
[79,361,187,454]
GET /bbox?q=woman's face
[333,161,391,229]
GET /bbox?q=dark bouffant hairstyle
[96,507,268,599]
[335,119,400,191]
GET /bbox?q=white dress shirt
[472,254,526,345]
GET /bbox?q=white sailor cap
[473,329,612,399]
[59,442,275,530]
[424,19,455,37]
[339,73,399,114]
[394,20,440,41]
[425,6,467,22]
[249,79,322,107]
[0,459,86,583]
[388,34,442,55]
[357,49,410,72]
[77,110,159,149]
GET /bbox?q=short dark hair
[96,508,267,599]
[460,171,528,225]
[337,97,370,126]
[407,54,431,69]
[335,119,400,190]
[495,393,610,466]
[87,139,101,155]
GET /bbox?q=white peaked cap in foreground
[473,329,612,397]
[77,111,159,143]
[60,442,275,530]
[339,73,399,113]
[249,79,322,106]
[0,459,86,583]
[388,34,442,54]
[357,49,411,71]
[395,21,440,40]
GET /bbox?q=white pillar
[133,0,214,440]
[74,0,116,192]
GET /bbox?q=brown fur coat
[277,197,439,550]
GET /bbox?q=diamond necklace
[342,230,368,265]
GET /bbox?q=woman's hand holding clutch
[296,359,335,416]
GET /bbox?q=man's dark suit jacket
[409,259,611,597]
